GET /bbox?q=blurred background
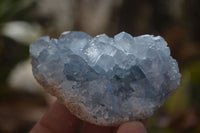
[0,0,200,132]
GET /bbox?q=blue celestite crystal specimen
[30,31,181,126]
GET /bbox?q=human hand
[30,101,147,133]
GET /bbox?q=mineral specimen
[30,31,181,126]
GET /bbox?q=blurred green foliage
[0,0,35,99]
[0,0,36,24]
[188,62,200,111]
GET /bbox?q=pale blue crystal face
[30,31,181,125]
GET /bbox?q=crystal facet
[30,31,181,126]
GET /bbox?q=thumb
[117,121,147,133]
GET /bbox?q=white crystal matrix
[30,31,181,125]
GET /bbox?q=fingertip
[117,121,147,133]
[30,100,81,133]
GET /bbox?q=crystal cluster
[30,31,181,126]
